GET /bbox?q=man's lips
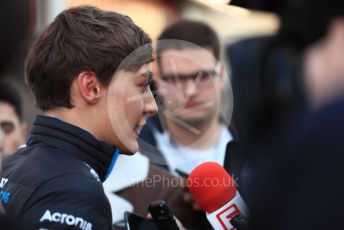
[133,124,145,137]
[184,100,203,108]
[172,101,214,116]
[134,130,140,138]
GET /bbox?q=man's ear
[76,71,102,104]
[218,63,226,89]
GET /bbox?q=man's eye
[166,78,177,83]
[199,73,210,80]
[161,76,174,82]
[1,121,15,134]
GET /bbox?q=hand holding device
[124,211,158,230]
[148,200,179,230]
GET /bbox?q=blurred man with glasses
[139,21,234,177]
[0,82,27,157]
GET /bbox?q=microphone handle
[230,214,249,230]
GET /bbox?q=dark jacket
[0,115,115,230]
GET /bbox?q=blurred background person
[139,20,235,176]
[0,82,27,158]
[304,18,344,110]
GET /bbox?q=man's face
[0,102,26,155]
[158,48,224,128]
[0,129,4,158]
[104,64,158,154]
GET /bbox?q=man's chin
[119,150,137,155]
[117,142,138,155]
[176,113,211,125]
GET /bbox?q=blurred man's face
[0,102,26,155]
[158,48,224,127]
[102,64,158,154]
[305,18,344,109]
[0,129,4,157]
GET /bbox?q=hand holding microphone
[175,168,202,212]
[186,162,248,230]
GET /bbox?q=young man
[0,82,27,157]
[0,6,157,229]
[139,21,234,175]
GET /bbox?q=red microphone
[186,162,248,230]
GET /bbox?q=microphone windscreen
[186,162,237,213]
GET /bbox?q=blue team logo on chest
[0,191,11,204]
[0,177,11,204]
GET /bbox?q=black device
[124,212,159,230]
[147,200,179,230]
[175,168,189,178]
[230,213,249,230]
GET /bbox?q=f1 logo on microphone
[216,204,240,230]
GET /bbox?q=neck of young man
[165,115,222,150]
[44,108,101,140]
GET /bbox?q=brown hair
[156,20,220,69]
[25,5,153,111]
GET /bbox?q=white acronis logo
[0,178,8,188]
[40,210,93,230]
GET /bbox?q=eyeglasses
[0,121,15,135]
[160,63,221,89]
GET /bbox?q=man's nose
[183,79,197,97]
[144,89,158,116]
